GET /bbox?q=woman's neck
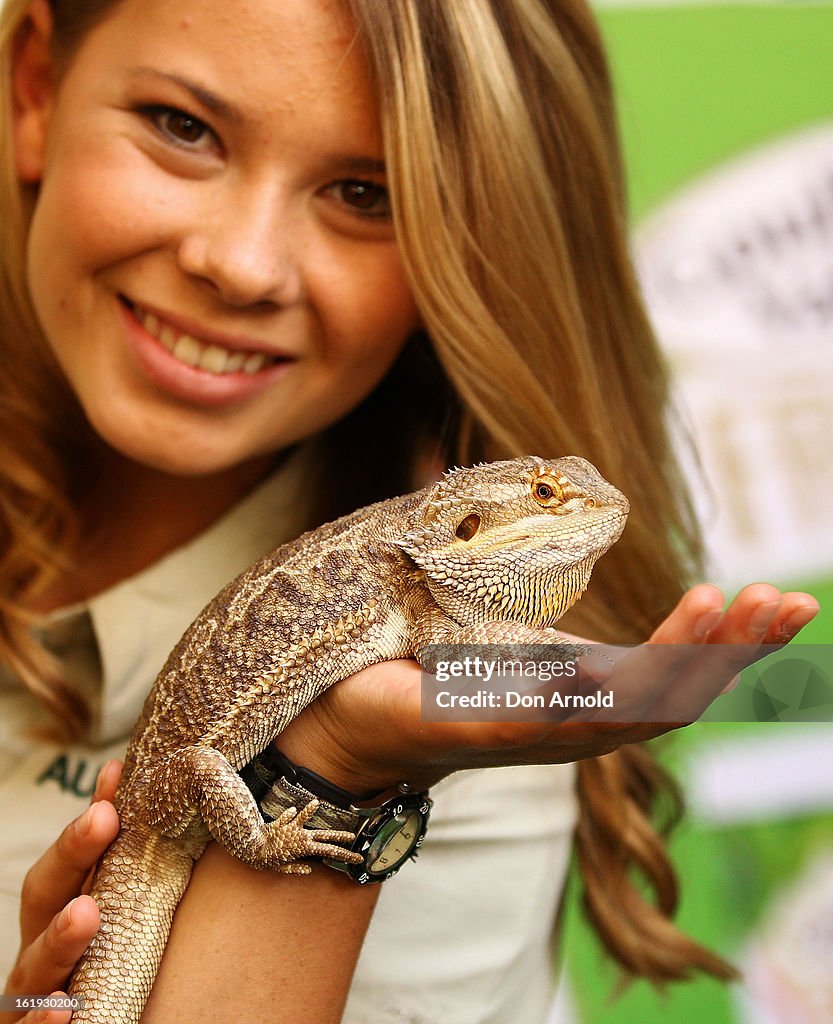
[37,447,280,611]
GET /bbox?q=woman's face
[16,0,419,476]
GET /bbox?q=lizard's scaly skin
[68,456,628,1023]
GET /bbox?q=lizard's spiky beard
[407,529,615,628]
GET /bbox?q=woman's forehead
[55,0,381,144]
[61,0,366,94]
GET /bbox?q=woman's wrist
[274,660,438,796]
[274,710,410,798]
[273,730,397,797]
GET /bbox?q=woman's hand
[277,583,820,793]
[2,763,122,1024]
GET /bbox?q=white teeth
[200,344,231,374]
[243,353,267,374]
[133,304,275,375]
[159,324,177,351]
[172,335,202,367]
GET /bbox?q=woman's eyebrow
[332,156,387,177]
[127,67,241,123]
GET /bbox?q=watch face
[366,809,423,876]
[347,793,431,884]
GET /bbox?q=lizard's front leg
[142,746,362,873]
[410,603,601,682]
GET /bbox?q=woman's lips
[118,297,293,406]
[130,302,278,376]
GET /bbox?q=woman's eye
[332,180,391,219]
[142,106,217,152]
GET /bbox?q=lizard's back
[118,487,425,811]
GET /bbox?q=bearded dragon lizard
[67,455,628,1023]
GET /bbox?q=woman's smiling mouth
[129,302,279,376]
[118,297,294,408]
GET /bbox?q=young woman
[0,0,818,1021]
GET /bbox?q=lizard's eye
[532,475,567,506]
[585,497,598,510]
[455,513,481,541]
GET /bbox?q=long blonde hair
[344,0,733,984]
[0,0,732,986]
[0,0,98,732]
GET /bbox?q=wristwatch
[241,747,432,884]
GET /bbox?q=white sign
[636,123,833,587]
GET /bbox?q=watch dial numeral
[344,794,430,883]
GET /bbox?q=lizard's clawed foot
[263,800,363,869]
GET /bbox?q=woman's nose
[176,181,304,308]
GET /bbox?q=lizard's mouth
[463,531,531,554]
[459,506,626,560]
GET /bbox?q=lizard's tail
[68,824,194,1024]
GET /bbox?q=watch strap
[261,775,366,832]
[243,746,384,832]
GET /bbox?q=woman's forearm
[141,842,379,1024]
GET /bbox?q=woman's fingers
[273,584,821,786]
[10,992,74,1024]
[648,585,819,719]
[644,583,817,649]
[645,585,781,720]
[557,584,818,726]
[647,583,726,644]
[696,583,816,646]
[4,763,123,1021]
[547,588,727,722]
[91,760,122,805]
[18,801,119,949]
[703,583,783,644]
[764,592,820,644]
[5,898,99,1012]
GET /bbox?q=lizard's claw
[276,862,314,875]
[275,799,320,827]
[278,798,340,829]
[305,829,364,863]
[263,800,363,868]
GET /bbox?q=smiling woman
[0,0,820,1023]
[19,0,418,476]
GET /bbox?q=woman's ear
[12,0,56,183]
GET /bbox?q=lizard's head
[397,456,629,628]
